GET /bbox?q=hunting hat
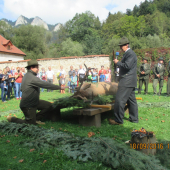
[158,57,164,61]
[118,37,130,46]
[25,60,40,68]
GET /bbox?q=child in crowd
[92,74,97,83]
[99,70,105,82]
[105,70,111,82]
[71,72,77,93]
[59,74,65,94]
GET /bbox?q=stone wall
[0,55,111,84]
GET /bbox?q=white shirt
[59,69,67,77]
[46,70,54,79]
[78,68,86,75]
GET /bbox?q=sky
[0,0,145,25]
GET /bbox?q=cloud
[1,0,145,25]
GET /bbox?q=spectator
[78,65,86,83]
[105,70,111,82]
[59,65,67,78]
[59,74,65,94]
[87,68,93,82]
[0,69,5,102]
[92,72,97,83]
[2,68,9,102]
[107,67,111,74]
[40,68,46,92]
[98,65,106,76]
[6,66,13,100]
[46,66,55,92]
[11,67,16,96]
[71,72,77,93]
[68,66,75,78]
[75,68,79,86]
[21,67,26,76]
[14,67,23,100]
[99,70,105,82]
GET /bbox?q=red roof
[0,35,26,56]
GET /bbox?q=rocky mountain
[0,15,61,32]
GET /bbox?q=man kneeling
[7,60,68,125]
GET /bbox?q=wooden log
[130,135,156,155]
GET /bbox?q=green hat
[143,57,149,61]
[159,57,164,61]
[118,37,130,46]
[25,60,40,68]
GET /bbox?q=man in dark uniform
[7,60,68,125]
[109,37,138,125]
[152,57,165,96]
[138,57,150,94]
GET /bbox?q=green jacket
[153,63,165,80]
[138,63,150,80]
[20,70,60,108]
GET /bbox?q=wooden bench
[73,104,115,127]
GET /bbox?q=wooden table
[73,104,115,127]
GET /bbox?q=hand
[113,59,119,64]
[157,74,160,78]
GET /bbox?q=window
[7,45,10,50]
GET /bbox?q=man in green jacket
[153,57,165,96]
[138,57,150,95]
[7,60,68,125]
[167,60,170,97]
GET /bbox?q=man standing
[7,60,68,125]
[153,57,165,96]
[167,60,170,97]
[98,65,106,76]
[68,65,75,78]
[46,66,55,92]
[109,37,138,125]
[138,57,150,95]
[78,65,86,83]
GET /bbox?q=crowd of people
[37,65,112,94]
[0,66,26,102]
[0,64,112,102]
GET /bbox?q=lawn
[0,83,170,170]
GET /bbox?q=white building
[0,35,26,62]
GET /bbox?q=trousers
[10,100,60,125]
[153,78,164,94]
[113,86,138,124]
[138,78,149,94]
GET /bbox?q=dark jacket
[116,49,137,87]
[20,70,60,108]
[153,63,165,80]
[138,63,150,80]
[68,70,75,78]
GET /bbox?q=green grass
[0,83,170,170]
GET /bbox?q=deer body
[73,82,118,99]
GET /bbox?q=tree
[65,11,101,43]
[12,25,47,57]
[61,38,84,56]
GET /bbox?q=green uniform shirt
[153,63,165,80]
[138,63,150,80]
[20,70,60,108]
